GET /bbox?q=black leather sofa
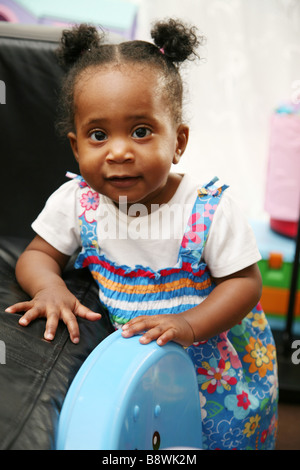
[0,22,114,450]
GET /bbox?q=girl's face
[68,64,189,212]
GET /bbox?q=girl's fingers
[18,307,42,326]
[6,302,39,327]
[139,325,177,346]
[74,302,102,321]
[6,302,42,329]
[6,298,101,345]
[122,316,173,345]
[122,315,158,335]
[66,303,101,343]
[122,314,194,347]
[45,309,80,344]
[152,329,176,346]
[61,309,81,344]
[5,301,33,314]
[139,327,166,345]
[44,311,60,341]
[7,302,80,344]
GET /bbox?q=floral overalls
[73,175,278,450]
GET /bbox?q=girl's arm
[122,263,262,347]
[5,235,101,343]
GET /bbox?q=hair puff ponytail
[56,24,105,70]
[151,19,203,65]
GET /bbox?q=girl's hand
[121,314,195,347]
[5,285,101,344]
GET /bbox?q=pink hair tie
[159,47,165,55]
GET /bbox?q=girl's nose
[106,138,134,163]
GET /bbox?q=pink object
[265,112,300,237]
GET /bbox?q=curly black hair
[56,19,204,135]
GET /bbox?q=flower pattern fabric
[181,213,206,248]
[80,190,100,211]
[72,174,278,450]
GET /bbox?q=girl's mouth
[107,175,141,188]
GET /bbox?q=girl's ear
[173,124,189,164]
[67,132,79,161]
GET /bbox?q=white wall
[136,0,300,219]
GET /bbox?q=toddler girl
[6,19,278,449]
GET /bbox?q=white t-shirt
[32,173,261,278]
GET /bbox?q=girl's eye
[90,130,107,142]
[132,127,151,139]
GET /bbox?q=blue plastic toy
[56,330,202,450]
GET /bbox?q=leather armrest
[0,236,114,449]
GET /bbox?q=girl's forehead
[76,63,162,93]
[74,63,167,111]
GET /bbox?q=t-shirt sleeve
[202,191,261,278]
[31,180,81,256]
